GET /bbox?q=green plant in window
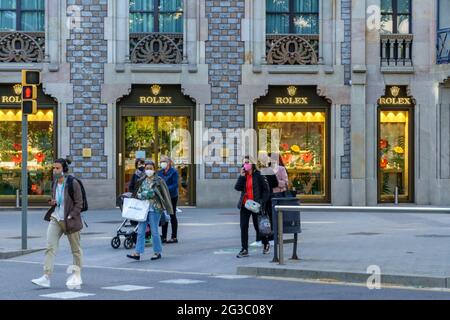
[125,119,155,151]
[28,123,54,165]
[382,172,391,195]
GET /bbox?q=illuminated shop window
[0,108,54,201]
[379,110,411,201]
[257,111,327,200]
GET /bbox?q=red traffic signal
[22,85,37,100]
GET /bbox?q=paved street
[2,208,450,300]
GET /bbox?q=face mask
[138,166,145,172]
[53,171,63,179]
[160,162,168,170]
[145,170,155,177]
[244,163,252,171]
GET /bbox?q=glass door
[123,116,157,193]
[121,114,194,206]
[157,116,191,206]
[378,108,413,202]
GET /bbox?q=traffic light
[21,70,41,86]
[21,70,40,115]
[21,85,38,115]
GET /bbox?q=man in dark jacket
[32,158,84,289]
[158,155,179,243]
[234,157,270,258]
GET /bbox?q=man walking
[31,158,84,289]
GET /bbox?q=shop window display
[257,111,327,200]
[0,109,54,202]
[379,110,411,201]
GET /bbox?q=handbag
[245,199,261,213]
[122,198,150,222]
[258,213,272,237]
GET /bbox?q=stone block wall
[341,0,352,85]
[341,104,351,179]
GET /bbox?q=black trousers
[240,207,268,251]
[162,196,178,240]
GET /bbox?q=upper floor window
[437,0,450,64]
[266,0,319,34]
[129,0,183,33]
[0,0,45,32]
[439,0,450,30]
[381,0,411,34]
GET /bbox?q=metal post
[277,208,284,265]
[16,189,20,208]
[292,233,299,260]
[272,203,279,263]
[394,186,399,205]
[21,114,28,250]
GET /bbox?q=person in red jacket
[234,157,270,258]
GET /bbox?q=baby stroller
[111,192,138,249]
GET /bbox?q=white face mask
[146,170,155,177]
[160,162,168,170]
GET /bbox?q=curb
[237,266,450,289]
[0,248,45,260]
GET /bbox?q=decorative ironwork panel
[437,29,450,64]
[266,34,319,65]
[0,32,45,63]
[130,33,183,64]
[380,34,413,67]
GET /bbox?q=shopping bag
[258,214,272,237]
[122,198,150,222]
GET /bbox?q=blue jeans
[135,210,162,255]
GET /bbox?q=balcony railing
[266,34,319,65]
[130,33,183,64]
[0,31,45,63]
[437,28,450,64]
[380,34,413,67]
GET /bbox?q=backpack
[67,175,88,213]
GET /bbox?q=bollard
[16,189,20,208]
[394,187,399,205]
[278,208,284,265]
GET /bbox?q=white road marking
[210,275,250,280]
[159,279,205,285]
[102,285,153,292]
[2,259,225,277]
[40,291,95,300]
[302,221,336,224]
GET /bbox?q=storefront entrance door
[119,114,194,206]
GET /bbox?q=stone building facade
[0,0,449,208]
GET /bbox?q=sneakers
[31,275,50,288]
[263,243,270,255]
[151,253,162,260]
[250,241,262,247]
[66,266,82,290]
[236,249,249,258]
[126,253,141,260]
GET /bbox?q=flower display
[13,143,21,151]
[291,145,301,153]
[281,143,289,151]
[379,139,389,150]
[302,152,313,163]
[12,154,22,165]
[380,158,388,169]
[34,152,45,163]
[394,146,404,154]
[281,153,293,165]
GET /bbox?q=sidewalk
[2,208,450,288]
[238,210,450,288]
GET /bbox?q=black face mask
[138,166,145,172]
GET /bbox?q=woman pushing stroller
[126,160,173,261]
